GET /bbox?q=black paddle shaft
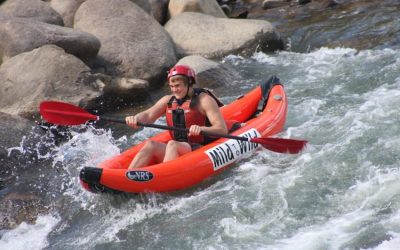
[100,115,250,142]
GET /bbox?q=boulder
[169,0,226,18]
[130,0,152,14]
[148,0,169,25]
[165,12,284,58]
[0,0,64,25]
[0,45,100,118]
[93,74,151,109]
[0,112,55,230]
[0,112,43,158]
[176,55,243,89]
[0,192,49,230]
[50,0,86,27]
[74,0,177,87]
[0,113,48,189]
[0,16,100,64]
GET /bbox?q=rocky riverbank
[0,0,284,120]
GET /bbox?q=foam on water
[35,119,236,248]
[0,214,60,250]
[212,47,400,249]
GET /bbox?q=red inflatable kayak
[79,76,288,193]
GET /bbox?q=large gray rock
[0,16,100,64]
[0,112,46,188]
[0,192,49,230]
[177,55,243,89]
[93,74,151,109]
[0,45,100,118]
[0,112,50,192]
[74,0,177,87]
[168,0,226,18]
[165,12,284,58]
[0,0,64,25]
[0,112,54,230]
[50,0,86,27]
[130,0,152,14]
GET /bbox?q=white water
[0,214,60,250]
[2,47,400,249]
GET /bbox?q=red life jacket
[165,88,224,144]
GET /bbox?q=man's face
[168,75,188,99]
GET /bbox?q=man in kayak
[125,65,228,169]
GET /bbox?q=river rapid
[1,1,400,250]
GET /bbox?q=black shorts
[190,143,202,151]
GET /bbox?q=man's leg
[163,140,192,162]
[128,140,167,169]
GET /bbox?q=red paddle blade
[39,101,97,125]
[251,137,307,154]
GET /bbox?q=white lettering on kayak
[205,128,261,171]
[126,170,154,182]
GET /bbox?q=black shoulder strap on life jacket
[168,88,224,109]
[189,88,224,109]
[167,96,176,108]
[167,91,192,107]
[167,95,188,107]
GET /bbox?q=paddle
[39,101,307,154]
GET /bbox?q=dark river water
[1,1,400,249]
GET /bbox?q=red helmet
[167,65,196,85]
